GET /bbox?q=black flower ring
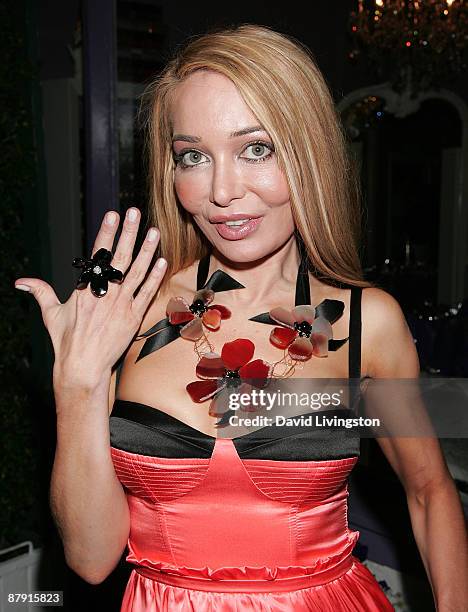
[72,248,124,297]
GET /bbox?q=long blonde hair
[141,23,371,294]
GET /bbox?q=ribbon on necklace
[135,264,245,363]
[247,251,349,351]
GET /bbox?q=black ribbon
[135,255,245,362]
[135,250,349,363]
[248,251,349,351]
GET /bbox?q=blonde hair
[141,23,372,295]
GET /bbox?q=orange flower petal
[202,308,222,330]
[209,304,231,319]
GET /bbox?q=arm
[362,288,468,612]
[50,369,130,585]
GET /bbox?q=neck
[208,236,302,308]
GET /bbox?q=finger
[14,278,61,315]
[131,255,167,317]
[109,207,141,274]
[121,226,162,301]
[90,210,120,259]
[120,226,160,297]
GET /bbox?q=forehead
[170,70,259,133]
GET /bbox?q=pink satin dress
[109,407,393,611]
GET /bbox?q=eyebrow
[172,125,267,143]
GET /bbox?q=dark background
[2,1,467,610]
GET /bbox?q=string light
[349,0,468,94]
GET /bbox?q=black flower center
[294,320,312,337]
[224,369,241,388]
[189,299,208,317]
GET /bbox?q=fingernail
[128,208,138,222]
[147,228,158,242]
[156,258,167,269]
[15,284,31,292]
[106,212,117,225]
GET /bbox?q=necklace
[133,249,348,427]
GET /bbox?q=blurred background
[1,1,467,610]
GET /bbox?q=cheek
[174,171,205,214]
[253,166,290,206]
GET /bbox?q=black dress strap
[348,286,362,380]
[295,252,311,306]
[196,252,211,290]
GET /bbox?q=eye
[174,150,208,168]
[241,142,274,162]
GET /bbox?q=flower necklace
[134,250,349,427]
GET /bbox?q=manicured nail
[15,284,31,292]
[147,228,158,242]
[156,258,167,269]
[106,212,117,225]
[128,208,138,222]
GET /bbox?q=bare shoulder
[360,286,420,378]
[361,286,407,329]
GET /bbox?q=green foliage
[0,0,43,549]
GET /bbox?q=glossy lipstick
[214,217,263,240]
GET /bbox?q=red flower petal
[196,353,225,379]
[180,317,204,340]
[288,337,314,361]
[167,296,194,325]
[239,359,272,384]
[270,326,298,349]
[208,304,231,319]
[169,311,195,325]
[186,379,220,402]
[202,308,221,330]
[311,332,329,357]
[221,338,255,370]
[269,307,295,328]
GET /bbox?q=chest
[115,301,353,437]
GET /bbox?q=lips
[214,216,263,241]
[210,213,263,223]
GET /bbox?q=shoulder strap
[348,287,362,379]
[295,251,310,306]
[196,252,211,290]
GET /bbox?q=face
[170,70,295,263]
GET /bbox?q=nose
[209,157,245,207]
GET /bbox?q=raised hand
[14,207,167,390]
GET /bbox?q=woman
[15,24,467,611]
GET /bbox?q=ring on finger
[72,248,124,298]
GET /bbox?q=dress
[109,255,394,611]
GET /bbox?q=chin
[209,231,294,265]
